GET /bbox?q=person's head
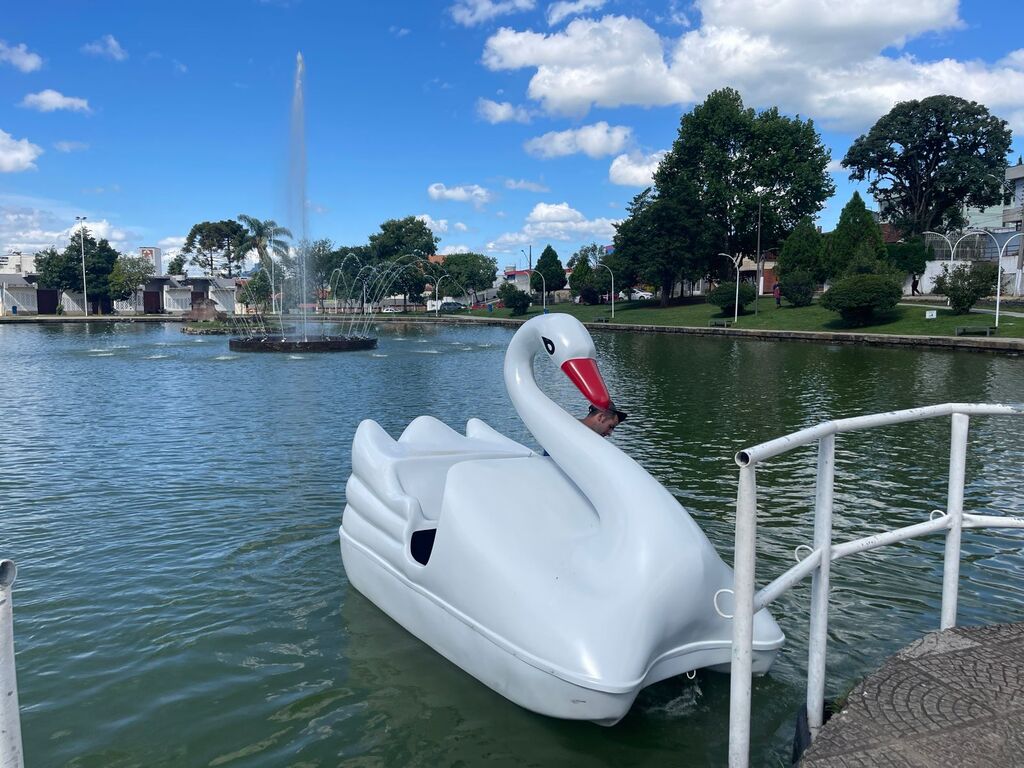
[581,404,627,437]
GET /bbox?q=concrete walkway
[801,622,1024,767]
[898,301,1024,319]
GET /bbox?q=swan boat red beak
[560,358,611,410]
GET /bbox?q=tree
[237,215,292,273]
[109,256,156,309]
[776,217,824,282]
[820,274,901,324]
[438,252,498,303]
[885,237,932,278]
[37,229,120,309]
[497,282,531,315]
[369,216,438,309]
[240,270,272,313]
[567,248,596,298]
[842,95,1012,235]
[33,246,79,292]
[182,220,247,277]
[654,88,835,275]
[531,245,567,296]
[613,188,703,306]
[307,238,338,312]
[708,282,756,315]
[824,192,887,278]
[933,262,998,313]
[167,253,188,275]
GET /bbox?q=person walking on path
[772,281,782,308]
[911,274,921,296]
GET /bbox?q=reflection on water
[2,321,1022,766]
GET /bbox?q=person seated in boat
[581,403,627,438]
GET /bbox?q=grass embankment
[465,298,1024,338]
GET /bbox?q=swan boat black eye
[542,336,555,355]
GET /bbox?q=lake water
[2,321,1022,767]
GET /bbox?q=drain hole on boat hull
[411,528,437,565]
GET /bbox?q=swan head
[527,314,612,410]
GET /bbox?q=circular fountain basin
[228,336,378,353]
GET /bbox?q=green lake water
[2,321,1022,767]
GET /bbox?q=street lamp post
[527,269,546,312]
[720,252,743,324]
[75,216,88,316]
[994,233,1020,328]
[434,273,449,316]
[597,263,615,319]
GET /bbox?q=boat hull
[340,526,780,724]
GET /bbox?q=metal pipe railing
[727,403,1024,768]
[0,559,23,768]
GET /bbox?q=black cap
[588,403,628,424]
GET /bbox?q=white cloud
[826,159,844,173]
[53,140,88,153]
[172,59,187,73]
[484,17,688,116]
[439,244,472,255]
[0,198,134,255]
[506,178,550,192]
[0,130,43,172]
[416,213,449,233]
[158,235,186,250]
[546,0,605,26]
[390,25,411,37]
[486,201,618,252]
[427,182,492,208]
[0,41,42,72]
[20,90,91,113]
[82,34,128,61]
[480,3,1024,131]
[609,150,666,186]
[524,121,631,158]
[450,0,535,27]
[477,98,532,123]
[454,222,469,231]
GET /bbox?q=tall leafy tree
[824,192,887,277]
[654,88,835,272]
[842,95,1012,234]
[307,238,339,311]
[237,215,293,273]
[33,246,79,292]
[776,217,824,282]
[567,248,595,298]
[531,245,567,296]
[109,256,156,309]
[166,253,188,275]
[368,216,438,309]
[182,220,246,276]
[37,229,121,308]
[241,269,272,313]
[437,252,498,303]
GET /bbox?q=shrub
[502,287,532,316]
[780,271,815,307]
[820,274,901,324]
[932,262,998,314]
[708,281,756,314]
[579,285,600,305]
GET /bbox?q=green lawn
[465,298,1024,338]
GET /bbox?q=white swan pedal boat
[339,314,783,723]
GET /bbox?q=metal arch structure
[726,403,1024,768]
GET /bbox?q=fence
[726,402,1024,767]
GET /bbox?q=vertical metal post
[941,414,969,629]
[0,560,24,768]
[728,465,758,768]
[806,434,835,738]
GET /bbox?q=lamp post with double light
[75,216,88,316]
[720,252,743,324]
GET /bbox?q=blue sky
[2,0,1023,271]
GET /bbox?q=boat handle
[713,588,734,619]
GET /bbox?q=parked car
[381,306,400,313]
[619,289,654,300]
[439,301,466,312]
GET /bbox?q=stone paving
[801,622,1024,767]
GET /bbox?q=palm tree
[237,215,293,272]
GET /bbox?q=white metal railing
[726,402,1024,768]
[0,559,22,768]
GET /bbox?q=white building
[138,246,163,275]
[0,275,39,315]
[0,251,36,275]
